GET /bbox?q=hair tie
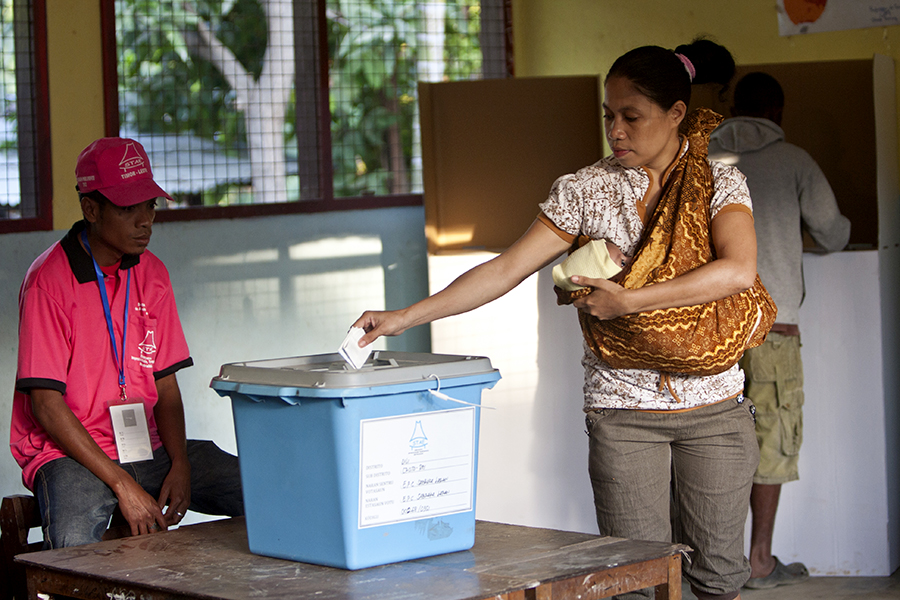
[675,53,696,82]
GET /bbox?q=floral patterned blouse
[538,140,754,411]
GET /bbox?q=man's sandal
[744,557,810,589]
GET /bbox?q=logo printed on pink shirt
[134,330,157,369]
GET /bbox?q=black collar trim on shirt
[61,220,141,284]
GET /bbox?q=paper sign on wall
[778,0,900,36]
[358,407,476,529]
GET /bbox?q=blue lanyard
[81,229,131,400]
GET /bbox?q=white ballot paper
[339,326,373,369]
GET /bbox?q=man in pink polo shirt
[11,138,243,548]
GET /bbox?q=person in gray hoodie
[709,72,850,590]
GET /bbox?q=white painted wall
[430,249,898,577]
[784,251,892,576]
[0,207,432,505]
[2,211,896,576]
[428,253,596,534]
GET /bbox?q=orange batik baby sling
[555,108,776,377]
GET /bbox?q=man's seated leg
[132,441,243,518]
[33,457,119,549]
[186,440,244,516]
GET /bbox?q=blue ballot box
[210,351,501,570]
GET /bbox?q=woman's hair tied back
[675,53,696,82]
[607,37,735,110]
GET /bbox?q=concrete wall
[0,207,432,502]
[430,250,894,577]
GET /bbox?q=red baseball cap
[75,137,173,207]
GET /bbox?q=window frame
[99,0,513,223]
[0,0,52,234]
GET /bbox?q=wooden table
[18,518,688,600]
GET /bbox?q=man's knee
[45,511,111,548]
[34,458,118,549]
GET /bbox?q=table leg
[26,571,38,600]
[530,584,551,600]
[654,554,682,600]
[524,554,681,599]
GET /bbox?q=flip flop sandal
[744,556,810,589]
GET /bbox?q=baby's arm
[553,238,629,291]
[605,241,627,270]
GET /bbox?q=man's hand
[30,388,168,536]
[158,459,191,526]
[153,373,191,527]
[113,475,169,535]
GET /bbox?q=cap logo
[118,141,148,180]
[75,137,171,205]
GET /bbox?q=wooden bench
[1,494,129,600]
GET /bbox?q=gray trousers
[586,396,759,600]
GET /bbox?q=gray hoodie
[709,117,850,325]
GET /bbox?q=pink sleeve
[16,284,71,392]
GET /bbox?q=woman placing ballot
[353,39,773,600]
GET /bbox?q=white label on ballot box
[358,407,475,528]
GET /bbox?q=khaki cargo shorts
[739,332,804,485]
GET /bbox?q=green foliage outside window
[115,0,488,206]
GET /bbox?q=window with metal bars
[104,0,511,216]
[0,0,51,233]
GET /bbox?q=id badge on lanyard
[82,230,153,463]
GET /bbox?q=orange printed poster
[778,0,900,35]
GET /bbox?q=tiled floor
[680,568,900,599]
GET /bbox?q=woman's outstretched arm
[354,218,571,346]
